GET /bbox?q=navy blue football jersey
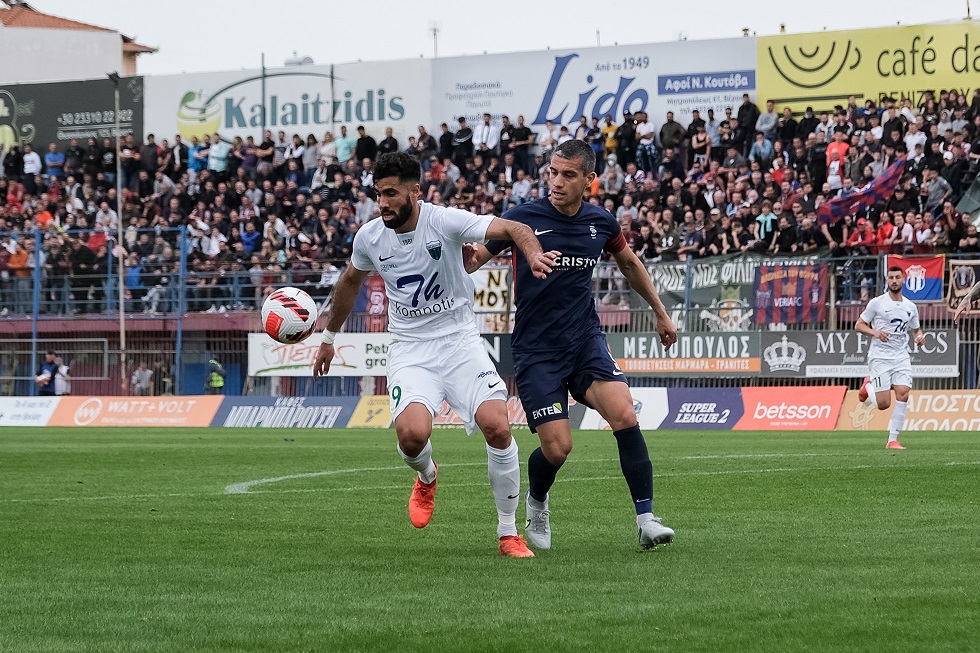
[486,198,626,353]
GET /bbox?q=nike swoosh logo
[379,255,395,262]
[507,494,519,500]
[533,229,553,235]
[488,381,501,388]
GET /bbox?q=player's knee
[895,389,910,403]
[481,421,512,449]
[605,410,639,431]
[396,428,430,458]
[876,397,892,411]
[542,439,572,465]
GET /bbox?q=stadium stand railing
[2,227,978,396]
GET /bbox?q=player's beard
[382,201,413,230]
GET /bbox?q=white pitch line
[5,460,978,504]
[245,462,980,495]
[223,464,418,495]
[2,492,200,504]
[222,458,621,495]
[683,453,840,460]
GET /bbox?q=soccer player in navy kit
[465,140,678,550]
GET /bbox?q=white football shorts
[387,329,506,435]
[868,357,914,391]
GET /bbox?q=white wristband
[321,330,338,345]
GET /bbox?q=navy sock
[613,424,653,515]
[528,446,562,503]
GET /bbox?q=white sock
[486,439,520,538]
[888,401,908,443]
[398,440,437,484]
[864,379,876,401]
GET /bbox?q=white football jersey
[860,293,920,362]
[351,202,493,341]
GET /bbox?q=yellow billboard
[347,395,392,429]
[758,22,980,111]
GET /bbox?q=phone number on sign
[56,110,134,126]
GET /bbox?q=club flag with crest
[753,264,828,324]
[817,159,905,223]
[885,255,945,301]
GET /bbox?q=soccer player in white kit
[855,266,926,449]
[312,152,559,557]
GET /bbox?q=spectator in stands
[45,143,66,181]
[749,132,773,169]
[921,167,953,215]
[737,94,760,154]
[755,100,778,143]
[334,126,355,164]
[21,144,42,195]
[132,361,153,396]
[769,215,798,254]
[35,350,59,396]
[354,126,378,163]
[912,214,933,254]
[634,112,658,174]
[152,359,172,395]
[958,223,980,253]
[451,117,474,169]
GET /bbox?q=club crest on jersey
[426,240,443,260]
[590,225,597,239]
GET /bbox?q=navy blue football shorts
[514,333,628,433]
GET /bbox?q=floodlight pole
[109,72,128,395]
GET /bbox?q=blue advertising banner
[661,388,744,430]
[658,70,755,95]
[212,396,360,428]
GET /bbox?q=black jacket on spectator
[355,136,378,162]
[438,130,454,161]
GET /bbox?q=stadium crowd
[1,88,979,315]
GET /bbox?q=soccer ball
[261,287,318,344]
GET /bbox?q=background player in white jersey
[856,266,926,449]
[312,152,558,558]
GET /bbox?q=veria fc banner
[754,264,828,325]
[885,255,944,302]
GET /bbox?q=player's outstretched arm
[485,217,560,280]
[953,280,980,322]
[313,264,369,379]
[611,246,677,349]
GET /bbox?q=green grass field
[1,427,979,653]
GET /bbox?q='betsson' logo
[753,402,831,421]
[531,402,563,420]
